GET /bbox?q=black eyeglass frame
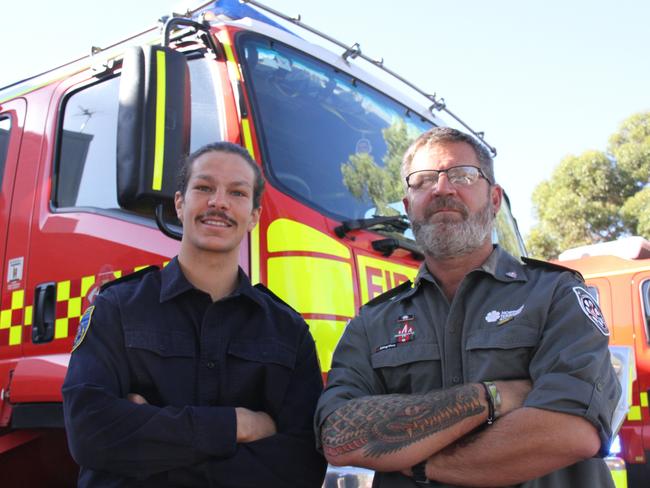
[405,165,492,189]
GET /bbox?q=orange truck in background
[557,236,650,488]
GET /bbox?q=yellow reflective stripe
[11,289,24,309]
[239,118,259,281]
[223,42,235,62]
[627,405,642,421]
[307,318,348,372]
[9,325,22,345]
[81,275,95,297]
[0,310,11,329]
[68,297,82,318]
[221,41,242,80]
[152,50,166,191]
[609,468,627,488]
[241,118,255,159]
[250,222,260,284]
[356,255,418,304]
[24,306,32,326]
[55,317,68,339]
[268,219,350,258]
[641,391,648,407]
[267,257,354,316]
[57,280,71,301]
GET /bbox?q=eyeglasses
[405,165,490,190]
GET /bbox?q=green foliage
[527,111,650,259]
[340,120,416,215]
[621,187,650,238]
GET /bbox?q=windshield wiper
[334,215,410,238]
[372,238,424,261]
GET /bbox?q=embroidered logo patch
[573,286,609,336]
[394,314,416,342]
[485,305,524,325]
[72,305,95,352]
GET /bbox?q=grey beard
[411,200,494,260]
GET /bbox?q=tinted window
[55,58,223,212]
[239,33,431,220]
[239,34,527,258]
[0,117,11,188]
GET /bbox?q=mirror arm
[155,203,183,241]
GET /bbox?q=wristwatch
[411,461,430,484]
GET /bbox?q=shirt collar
[481,246,528,283]
[160,257,265,306]
[414,245,527,287]
[160,257,195,302]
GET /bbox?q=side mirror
[116,45,190,213]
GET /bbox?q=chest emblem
[394,314,416,342]
[485,304,524,325]
[573,286,609,336]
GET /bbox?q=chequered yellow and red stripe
[0,289,32,346]
[0,264,168,347]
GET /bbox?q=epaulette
[253,283,300,314]
[521,257,584,281]
[363,280,413,308]
[100,266,159,293]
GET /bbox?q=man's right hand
[493,379,532,416]
[235,408,277,443]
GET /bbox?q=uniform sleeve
[62,291,238,479]
[174,322,327,488]
[314,312,386,450]
[523,274,621,456]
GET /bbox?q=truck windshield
[239,33,526,257]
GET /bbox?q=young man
[315,127,621,487]
[63,142,326,487]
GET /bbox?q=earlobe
[491,185,503,213]
[174,191,184,222]
[247,207,262,232]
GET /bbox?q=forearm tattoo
[322,384,484,458]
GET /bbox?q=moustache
[424,197,469,220]
[198,210,237,226]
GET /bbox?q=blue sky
[3,0,649,238]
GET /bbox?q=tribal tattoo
[322,384,484,458]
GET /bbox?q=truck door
[0,99,27,363]
[21,52,236,360]
[0,99,27,425]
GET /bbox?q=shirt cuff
[192,406,238,458]
[524,373,615,456]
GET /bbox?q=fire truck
[557,236,650,488]
[0,0,529,485]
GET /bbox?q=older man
[315,127,620,487]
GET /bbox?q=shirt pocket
[465,323,538,381]
[123,329,196,403]
[370,342,442,393]
[226,341,297,413]
[124,329,196,357]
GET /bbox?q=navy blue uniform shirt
[62,257,326,487]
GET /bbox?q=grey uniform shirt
[315,246,621,488]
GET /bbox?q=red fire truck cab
[0,1,526,484]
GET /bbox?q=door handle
[32,282,56,343]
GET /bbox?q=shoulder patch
[521,257,583,281]
[100,266,159,293]
[253,283,299,314]
[72,305,95,352]
[573,286,609,336]
[363,280,413,308]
